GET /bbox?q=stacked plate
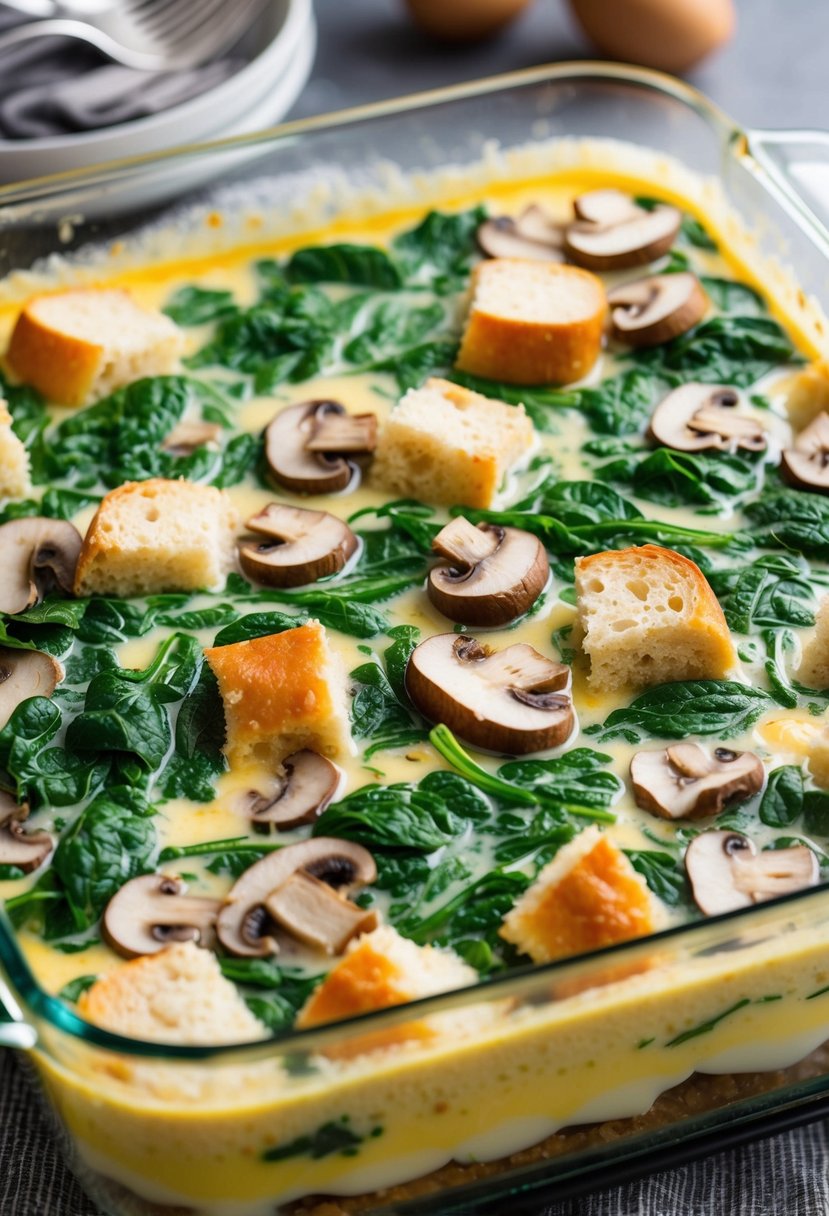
[0,0,315,185]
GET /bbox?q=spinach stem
[158,837,283,862]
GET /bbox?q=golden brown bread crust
[6,295,104,407]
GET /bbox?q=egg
[567,0,735,74]
[404,0,533,43]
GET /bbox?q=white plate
[0,0,314,185]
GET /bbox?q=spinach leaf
[314,781,470,852]
[681,215,717,250]
[159,666,226,802]
[403,869,531,957]
[577,369,662,436]
[759,766,804,828]
[625,850,689,907]
[213,610,304,645]
[498,747,624,809]
[447,371,579,433]
[349,659,425,760]
[164,285,237,326]
[343,300,445,365]
[591,681,773,744]
[368,338,459,392]
[597,447,762,510]
[709,554,818,633]
[701,277,766,316]
[633,316,799,387]
[217,958,322,1032]
[392,206,486,293]
[349,500,439,552]
[745,486,829,560]
[285,244,402,289]
[58,975,97,1003]
[0,488,99,525]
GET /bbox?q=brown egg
[404,0,534,43]
[568,0,735,73]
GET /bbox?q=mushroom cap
[406,633,575,755]
[101,874,221,959]
[0,790,53,874]
[685,830,819,916]
[477,206,565,262]
[245,750,342,832]
[564,196,682,271]
[781,411,829,494]
[427,517,549,626]
[0,517,82,615]
[162,420,222,455]
[607,272,708,347]
[630,743,765,820]
[238,502,358,589]
[648,383,767,454]
[0,647,63,731]
[216,837,377,958]
[264,400,357,495]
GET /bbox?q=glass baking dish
[1,61,829,1216]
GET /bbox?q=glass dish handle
[745,127,829,246]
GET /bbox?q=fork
[0,0,268,70]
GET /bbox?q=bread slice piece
[296,925,476,1056]
[205,620,352,769]
[500,827,656,964]
[456,259,606,386]
[6,288,184,408]
[0,401,31,498]
[371,376,534,509]
[784,360,829,431]
[574,544,737,692]
[73,478,238,598]
[78,941,266,1045]
[798,595,829,689]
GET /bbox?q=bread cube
[204,620,352,769]
[73,478,237,598]
[0,402,31,498]
[798,595,829,689]
[784,360,829,432]
[500,827,656,963]
[574,544,737,693]
[371,376,534,509]
[6,288,184,408]
[456,259,606,386]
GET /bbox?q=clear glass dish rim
[0,59,827,1064]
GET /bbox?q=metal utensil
[0,0,268,70]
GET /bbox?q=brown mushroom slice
[607,273,707,347]
[427,516,549,626]
[631,743,764,821]
[265,400,365,494]
[685,831,818,916]
[306,411,377,454]
[648,383,767,454]
[565,196,682,271]
[102,874,221,960]
[477,206,566,262]
[781,411,829,494]
[0,517,83,615]
[0,791,53,873]
[0,647,63,730]
[217,837,377,958]
[238,503,358,589]
[265,870,379,955]
[162,420,222,455]
[245,750,341,832]
[406,633,574,755]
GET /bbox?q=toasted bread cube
[371,376,534,509]
[78,942,266,1045]
[0,402,30,498]
[296,926,475,1055]
[809,726,829,788]
[205,620,352,768]
[574,544,737,693]
[73,478,237,598]
[6,288,184,408]
[500,827,656,964]
[798,595,829,689]
[784,360,829,431]
[456,259,606,386]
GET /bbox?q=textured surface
[3,0,829,1211]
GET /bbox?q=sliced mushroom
[0,648,62,730]
[265,870,379,955]
[427,516,549,626]
[265,400,375,494]
[102,874,221,960]
[0,517,83,615]
[406,633,574,755]
[217,837,377,958]
[648,383,767,454]
[781,411,829,494]
[607,273,707,347]
[0,791,52,873]
[685,831,818,916]
[237,503,358,589]
[565,192,682,271]
[305,412,377,454]
[162,420,222,455]
[631,743,764,820]
[243,750,341,832]
[477,206,566,262]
